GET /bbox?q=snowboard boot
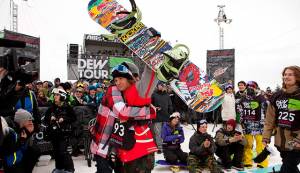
[157,44,189,82]
[51,169,65,173]
[118,124,157,162]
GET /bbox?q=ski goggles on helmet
[197,119,208,126]
[112,64,134,79]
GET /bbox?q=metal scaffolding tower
[10,0,18,32]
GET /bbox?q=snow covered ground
[33,123,283,173]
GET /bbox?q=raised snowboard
[88,0,224,112]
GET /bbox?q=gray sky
[0,0,300,90]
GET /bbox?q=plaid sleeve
[111,86,154,120]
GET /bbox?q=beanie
[226,119,236,129]
[225,84,233,91]
[14,109,34,125]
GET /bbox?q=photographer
[44,88,76,173]
[0,66,19,118]
[0,109,40,173]
[215,119,246,171]
[0,47,37,119]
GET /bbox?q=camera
[0,38,38,84]
[35,131,44,141]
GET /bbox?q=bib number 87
[278,111,295,122]
[113,122,125,137]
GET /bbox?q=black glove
[253,147,270,163]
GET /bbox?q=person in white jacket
[221,84,236,123]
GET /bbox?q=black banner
[206,49,235,87]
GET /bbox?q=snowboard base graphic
[88,0,224,113]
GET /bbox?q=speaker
[69,44,78,58]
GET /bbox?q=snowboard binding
[157,44,190,82]
[110,0,142,36]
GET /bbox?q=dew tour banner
[67,54,109,80]
[67,55,134,80]
[206,49,235,88]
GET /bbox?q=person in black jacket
[151,81,173,153]
[187,119,222,173]
[45,88,76,173]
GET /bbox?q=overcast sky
[0,0,300,90]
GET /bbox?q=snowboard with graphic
[87,0,224,112]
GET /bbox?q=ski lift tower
[214,5,232,49]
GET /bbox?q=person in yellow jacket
[238,81,268,168]
[263,66,300,173]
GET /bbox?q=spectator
[221,84,236,123]
[235,81,247,123]
[34,80,43,95]
[0,109,40,173]
[161,112,188,164]
[187,119,222,173]
[42,81,50,98]
[44,88,76,173]
[83,85,102,107]
[265,87,273,101]
[54,77,61,88]
[151,81,173,153]
[215,119,246,170]
[36,90,49,107]
[73,87,85,106]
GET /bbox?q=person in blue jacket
[161,112,188,164]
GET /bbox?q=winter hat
[226,119,236,129]
[112,64,134,80]
[247,81,258,89]
[121,61,139,77]
[225,84,233,91]
[197,119,208,129]
[88,85,97,91]
[169,112,181,121]
[14,109,34,125]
